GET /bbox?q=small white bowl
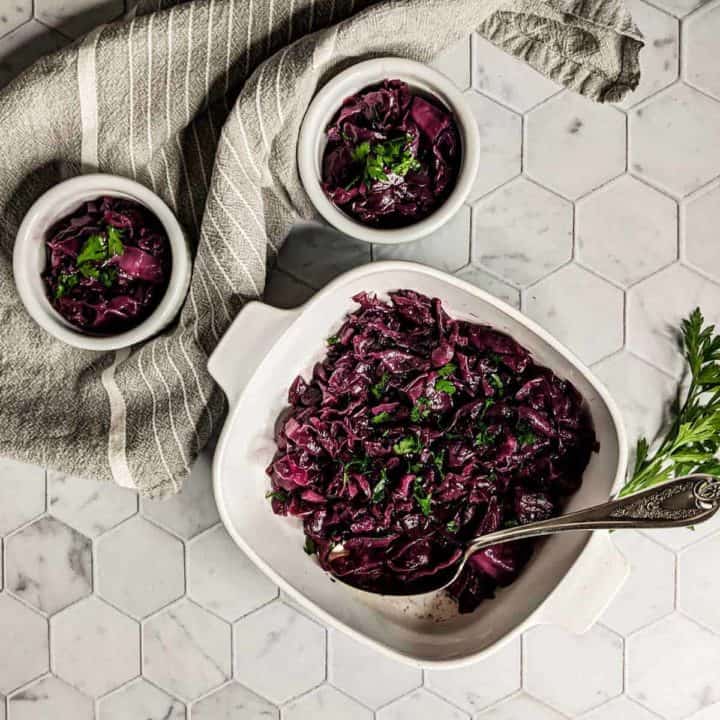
[297,58,480,245]
[13,174,191,351]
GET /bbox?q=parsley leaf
[474,422,497,447]
[78,262,100,279]
[99,267,118,288]
[54,272,79,299]
[432,449,445,477]
[517,424,537,447]
[410,396,431,423]
[343,457,371,486]
[371,411,392,425]
[372,469,389,503]
[265,489,288,502]
[106,226,125,257]
[435,378,456,395]
[393,435,422,456]
[446,520,459,533]
[489,373,504,394]
[351,135,422,186]
[76,234,107,265]
[621,308,720,497]
[413,479,432,517]
[326,335,339,346]
[437,362,457,378]
[351,141,371,162]
[303,537,317,555]
[370,372,390,400]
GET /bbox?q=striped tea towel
[0,0,643,496]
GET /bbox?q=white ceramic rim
[211,261,629,668]
[13,173,192,351]
[297,58,481,245]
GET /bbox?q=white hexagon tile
[143,598,231,701]
[472,177,573,287]
[629,83,720,197]
[328,629,421,709]
[525,92,626,200]
[2,7,720,720]
[576,175,677,287]
[96,514,185,619]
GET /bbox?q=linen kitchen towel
[0,0,643,496]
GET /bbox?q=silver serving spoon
[327,473,720,597]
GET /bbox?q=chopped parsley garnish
[107,226,125,257]
[410,396,431,422]
[437,362,456,378]
[303,537,317,555]
[343,457,371,485]
[54,272,80,299]
[489,373,504,394]
[349,135,422,187]
[99,267,118,288]
[57,227,126,298]
[517,423,537,446]
[370,372,390,400]
[413,479,432,517]
[435,378,456,395]
[474,422,497,447]
[446,520,459,533]
[432,449,445,476]
[371,411,392,425]
[393,435,423,455]
[372,469,389,503]
[326,335,340,346]
[76,233,109,265]
[265,489,288,502]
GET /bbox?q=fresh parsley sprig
[620,308,720,497]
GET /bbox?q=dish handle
[534,532,629,635]
[208,301,299,407]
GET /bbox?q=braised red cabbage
[266,290,597,613]
[321,79,460,228]
[42,196,171,333]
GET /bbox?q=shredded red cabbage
[321,79,460,228]
[266,291,597,613]
[42,196,171,334]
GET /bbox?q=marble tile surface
[472,177,573,287]
[142,599,231,701]
[96,515,185,619]
[283,685,373,720]
[51,596,139,696]
[233,601,326,704]
[97,679,185,720]
[525,92,626,200]
[1,5,720,720]
[576,175,678,287]
[328,629,421,709]
[5,517,92,615]
[47,471,137,538]
[0,593,49,694]
[8,676,93,720]
[191,682,276,720]
[523,625,624,716]
[425,638,521,713]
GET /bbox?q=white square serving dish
[208,261,629,668]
